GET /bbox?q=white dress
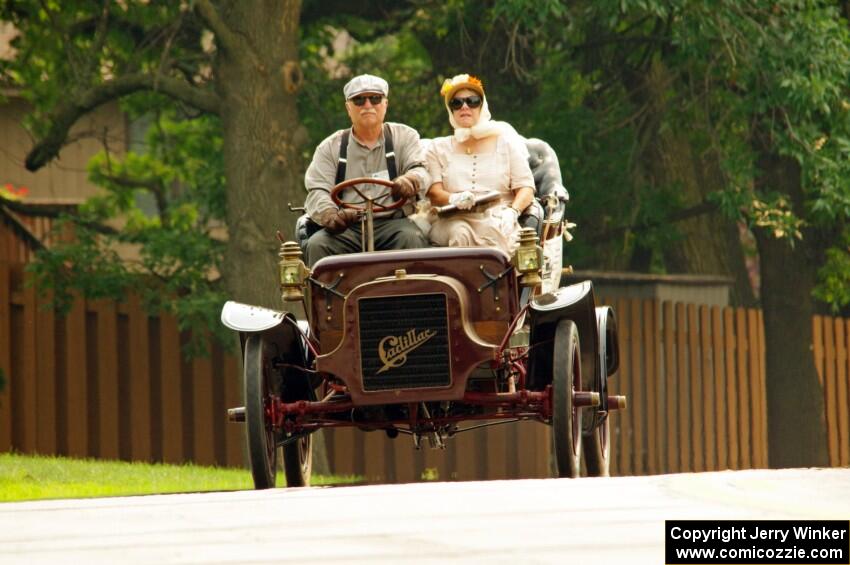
[425,134,535,255]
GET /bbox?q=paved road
[1,468,848,564]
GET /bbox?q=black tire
[583,417,610,477]
[279,354,314,488]
[244,335,277,489]
[282,434,312,487]
[552,319,582,478]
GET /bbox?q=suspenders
[334,130,349,185]
[334,124,397,184]
[385,126,398,180]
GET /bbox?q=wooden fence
[0,203,72,264]
[0,262,243,467]
[813,315,850,467]
[1,261,848,482]
[603,298,770,476]
[0,209,40,264]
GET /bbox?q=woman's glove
[448,191,476,210]
[497,206,520,236]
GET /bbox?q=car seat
[519,137,569,234]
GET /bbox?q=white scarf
[448,95,516,142]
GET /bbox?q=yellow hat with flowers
[440,74,485,106]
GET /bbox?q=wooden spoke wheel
[551,319,582,478]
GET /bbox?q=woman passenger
[425,74,535,255]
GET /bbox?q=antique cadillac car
[221,139,626,489]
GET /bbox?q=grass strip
[0,453,358,502]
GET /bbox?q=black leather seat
[294,137,568,250]
[295,207,321,250]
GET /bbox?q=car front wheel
[244,335,277,489]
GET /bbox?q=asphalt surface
[1,468,848,564]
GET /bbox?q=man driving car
[303,74,430,266]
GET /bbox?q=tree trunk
[753,147,828,468]
[628,61,756,305]
[213,1,329,475]
[215,0,305,309]
[661,149,758,308]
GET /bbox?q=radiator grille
[359,293,451,391]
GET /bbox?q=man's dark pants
[304,216,428,266]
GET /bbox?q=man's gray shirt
[304,122,430,221]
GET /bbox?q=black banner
[666,520,849,564]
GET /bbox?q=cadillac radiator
[358,293,452,391]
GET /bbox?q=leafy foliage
[5,0,850,349]
[2,2,223,355]
[814,230,850,311]
[669,1,850,305]
[1,1,209,136]
[27,108,229,356]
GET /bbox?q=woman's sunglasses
[449,95,482,111]
[349,94,385,106]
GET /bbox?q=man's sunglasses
[449,95,482,111]
[349,94,385,106]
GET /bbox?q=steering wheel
[330,177,408,212]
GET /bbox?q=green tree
[4,0,847,470]
[25,107,229,354]
[560,0,849,466]
[669,0,850,467]
[1,0,329,471]
[1,0,304,324]
[403,0,847,466]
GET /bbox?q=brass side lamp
[513,227,543,287]
[279,241,311,302]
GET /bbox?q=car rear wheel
[282,434,312,487]
[583,416,610,477]
[552,319,582,478]
[244,335,277,489]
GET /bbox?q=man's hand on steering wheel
[390,172,419,200]
[318,208,361,234]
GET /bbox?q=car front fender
[220,301,286,333]
[527,281,599,392]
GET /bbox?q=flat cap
[343,74,389,99]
